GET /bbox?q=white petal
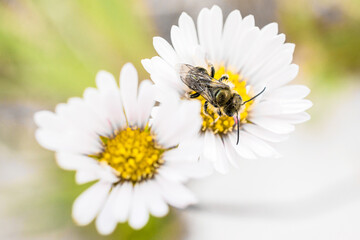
[243,124,288,142]
[234,27,261,72]
[114,182,133,222]
[179,13,198,41]
[171,25,189,62]
[120,63,138,126]
[141,58,152,73]
[266,64,299,90]
[95,186,119,235]
[150,99,176,142]
[229,132,257,159]
[95,71,126,129]
[96,70,117,90]
[197,8,211,61]
[192,45,208,67]
[251,116,295,134]
[158,165,188,183]
[152,100,201,148]
[202,130,218,163]
[213,136,230,174]
[82,88,114,134]
[197,6,224,63]
[241,24,281,77]
[145,56,185,94]
[227,15,255,68]
[276,112,311,124]
[72,181,111,226]
[128,184,149,230]
[74,165,118,184]
[48,99,105,153]
[35,110,101,154]
[241,131,280,158]
[250,101,283,117]
[156,175,197,209]
[161,100,201,145]
[208,5,223,62]
[281,100,313,114]
[177,12,199,63]
[163,137,212,178]
[266,85,310,100]
[142,181,169,217]
[60,97,109,137]
[35,129,63,152]
[36,127,102,155]
[55,152,97,170]
[75,170,98,184]
[250,45,294,86]
[137,80,156,128]
[221,10,242,62]
[223,136,240,168]
[165,160,212,179]
[34,111,63,131]
[261,22,278,36]
[95,165,119,183]
[163,136,203,162]
[152,79,183,104]
[243,34,286,78]
[153,37,178,66]
[150,103,177,148]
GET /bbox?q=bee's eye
[215,90,230,104]
[224,107,234,116]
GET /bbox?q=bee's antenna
[236,112,240,145]
[242,87,266,105]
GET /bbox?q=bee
[179,64,266,145]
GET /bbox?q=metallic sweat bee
[179,64,266,145]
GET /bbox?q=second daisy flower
[34,63,208,234]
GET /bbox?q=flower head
[142,5,312,173]
[34,63,208,234]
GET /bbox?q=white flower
[142,5,312,174]
[34,63,208,234]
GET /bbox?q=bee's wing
[179,64,212,96]
[178,64,208,91]
[178,64,229,104]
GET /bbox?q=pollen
[197,66,254,135]
[90,127,165,184]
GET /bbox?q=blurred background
[1,0,359,239]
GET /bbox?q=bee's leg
[219,74,229,82]
[204,101,217,123]
[211,109,222,124]
[189,92,200,98]
[210,65,215,78]
[204,101,211,118]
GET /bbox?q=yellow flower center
[90,127,165,184]
[196,66,254,135]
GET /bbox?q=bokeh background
[1,0,360,239]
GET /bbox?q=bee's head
[224,93,242,117]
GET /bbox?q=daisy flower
[142,5,312,174]
[34,63,207,234]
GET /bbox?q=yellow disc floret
[90,127,165,184]
[197,66,254,135]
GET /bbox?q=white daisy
[142,5,312,174]
[34,63,208,234]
